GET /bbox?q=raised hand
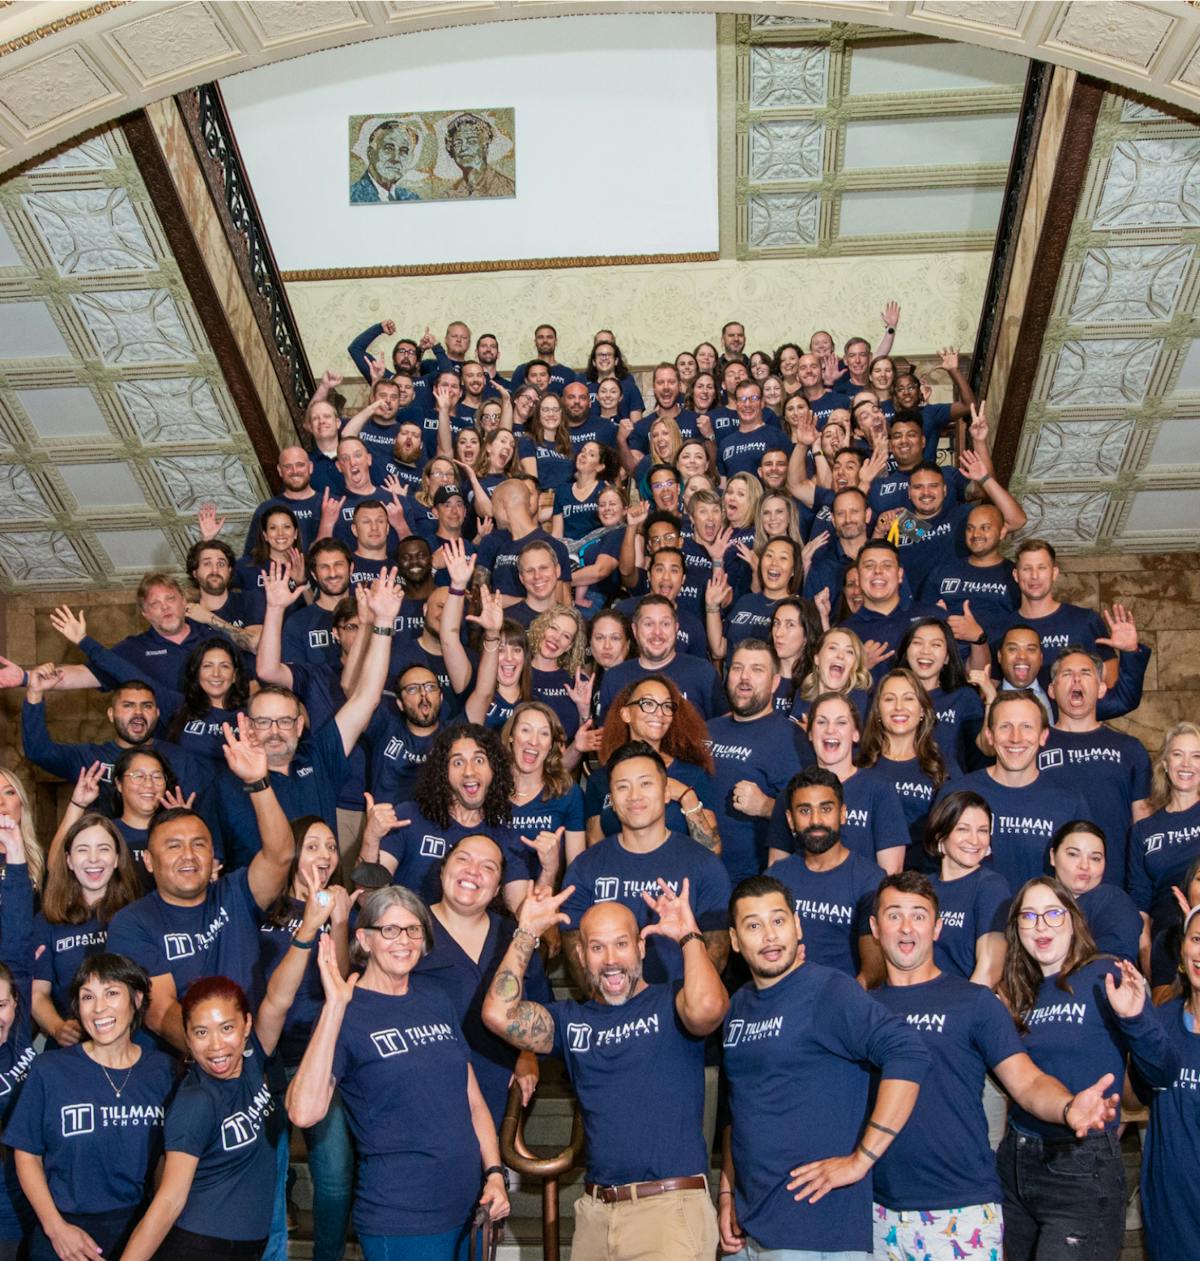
[820,352,840,386]
[365,566,403,626]
[734,540,756,569]
[381,320,397,337]
[298,882,340,938]
[265,561,303,610]
[946,600,983,645]
[695,413,714,440]
[881,301,900,330]
[418,325,435,353]
[967,668,997,705]
[433,381,456,414]
[958,446,991,485]
[49,605,87,645]
[862,640,894,671]
[795,412,819,449]
[520,827,565,876]
[572,717,603,756]
[160,786,197,811]
[813,587,832,629]
[517,884,576,938]
[367,356,386,386]
[221,712,269,784]
[0,656,26,689]
[287,547,306,586]
[565,668,593,718]
[316,933,358,1007]
[705,569,731,612]
[443,537,477,591]
[704,525,733,563]
[1096,603,1138,653]
[968,399,989,448]
[1104,958,1147,1020]
[938,346,959,372]
[361,792,407,848]
[641,877,700,943]
[801,531,829,576]
[25,662,63,702]
[71,762,106,811]
[465,582,504,636]
[319,487,346,527]
[626,497,649,530]
[320,369,343,390]
[197,501,226,542]
[0,814,24,864]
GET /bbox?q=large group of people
[0,311,1194,1261]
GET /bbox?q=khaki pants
[571,1187,717,1261]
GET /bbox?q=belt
[584,1175,709,1204]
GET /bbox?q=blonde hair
[0,768,44,890]
[527,604,586,676]
[753,491,802,551]
[1149,721,1200,811]
[800,628,873,701]
[723,472,763,530]
[647,416,682,465]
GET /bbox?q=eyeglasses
[649,481,676,492]
[632,697,677,716]
[123,771,165,786]
[249,716,299,731]
[1017,908,1068,929]
[364,923,425,941]
[400,682,440,697]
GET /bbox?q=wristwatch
[483,1165,510,1189]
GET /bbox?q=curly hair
[599,674,714,774]
[857,668,947,788]
[585,340,631,382]
[414,723,513,830]
[527,604,586,676]
[168,639,251,743]
[502,702,573,799]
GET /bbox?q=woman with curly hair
[584,674,719,854]
[31,812,142,1047]
[857,668,948,858]
[166,639,251,763]
[584,341,644,420]
[526,605,589,742]
[503,702,585,872]
[357,723,537,913]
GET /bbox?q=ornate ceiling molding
[1,3,1200,177]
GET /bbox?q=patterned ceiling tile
[1047,337,1162,407]
[913,1,1029,33]
[747,192,820,248]
[116,377,233,443]
[28,135,115,173]
[1047,2,1174,74]
[71,289,197,365]
[1093,138,1200,228]
[0,48,118,134]
[749,14,831,28]
[748,120,823,183]
[22,188,156,276]
[0,463,52,520]
[105,3,241,87]
[1067,244,1193,323]
[150,453,257,513]
[0,530,89,584]
[749,45,829,108]
[1019,491,1111,546]
[1120,99,1173,123]
[1026,418,1135,480]
[244,1,366,47]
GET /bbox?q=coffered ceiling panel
[730,15,1026,257]
[1011,90,1200,553]
[0,123,266,592]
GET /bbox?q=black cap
[433,485,465,507]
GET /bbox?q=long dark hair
[1000,877,1098,1033]
[41,814,143,926]
[771,597,822,689]
[168,638,251,741]
[251,506,299,567]
[585,340,631,382]
[414,724,513,829]
[857,668,947,788]
[897,618,969,693]
[111,748,177,819]
[264,816,344,929]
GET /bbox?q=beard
[729,690,769,718]
[799,824,839,856]
[587,961,643,1007]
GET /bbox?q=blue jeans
[358,1228,468,1261]
[998,1126,1125,1261]
[262,1075,355,1261]
[731,1244,872,1261]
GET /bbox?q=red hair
[181,975,250,1027]
[599,674,714,773]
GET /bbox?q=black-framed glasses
[400,682,440,697]
[363,923,424,941]
[1017,908,1068,929]
[633,697,677,716]
[249,716,299,731]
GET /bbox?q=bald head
[491,479,536,529]
[277,445,312,492]
[579,901,640,942]
[576,902,646,1006]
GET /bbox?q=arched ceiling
[2,2,1200,177]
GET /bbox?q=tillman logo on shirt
[307,630,331,648]
[420,835,446,859]
[221,1111,258,1150]
[723,1019,745,1048]
[371,1028,410,1057]
[594,877,619,902]
[566,1023,592,1053]
[163,933,195,961]
[1038,749,1065,771]
[61,1103,94,1136]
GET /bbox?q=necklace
[99,1061,134,1099]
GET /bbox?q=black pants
[29,1208,141,1261]
[998,1126,1126,1261]
[157,1225,268,1261]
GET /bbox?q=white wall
[220,14,718,271]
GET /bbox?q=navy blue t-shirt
[379,802,534,905]
[766,766,908,866]
[509,785,585,853]
[583,759,716,841]
[717,426,790,478]
[165,1036,282,1240]
[929,685,985,776]
[32,914,107,1015]
[1077,883,1141,962]
[936,770,1089,892]
[560,833,730,984]
[706,712,805,883]
[929,866,1010,980]
[107,867,268,1010]
[257,900,330,1068]
[280,602,340,669]
[766,851,883,976]
[921,556,1019,643]
[598,656,725,721]
[871,974,1022,1211]
[996,602,1114,687]
[477,528,571,599]
[241,493,322,559]
[841,600,945,682]
[332,984,481,1235]
[1037,725,1152,887]
[5,1042,176,1214]
[555,483,603,540]
[1127,802,1200,939]
[722,962,928,1253]
[723,593,784,653]
[551,983,707,1185]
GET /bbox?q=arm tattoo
[684,808,721,854]
[211,617,257,652]
[489,961,554,1054]
[703,929,730,973]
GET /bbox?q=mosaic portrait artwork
[348,108,516,205]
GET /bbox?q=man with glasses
[211,573,403,869]
[627,363,699,454]
[363,664,446,806]
[717,381,790,479]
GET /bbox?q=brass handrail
[499,1082,585,1261]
